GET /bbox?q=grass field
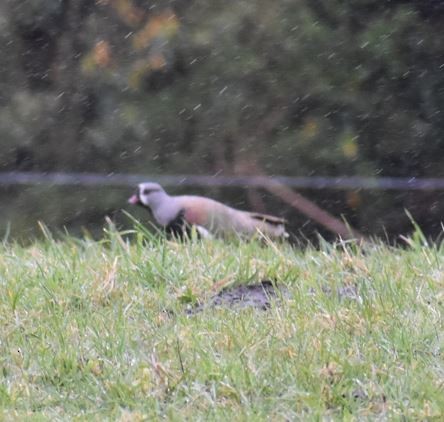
[0,223,443,420]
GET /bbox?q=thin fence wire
[1,171,444,190]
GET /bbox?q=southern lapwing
[128,182,288,239]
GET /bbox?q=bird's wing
[176,196,219,227]
[176,196,287,238]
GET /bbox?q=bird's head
[128,182,166,209]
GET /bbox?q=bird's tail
[247,212,289,238]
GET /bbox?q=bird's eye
[142,188,159,195]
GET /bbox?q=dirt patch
[186,280,288,314]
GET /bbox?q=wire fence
[1,171,444,190]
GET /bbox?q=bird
[128,182,288,239]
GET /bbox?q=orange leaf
[93,40,112,68]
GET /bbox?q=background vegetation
[1,0,444,240]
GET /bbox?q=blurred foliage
[1,0,444,240]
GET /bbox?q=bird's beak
[128,194,140,205]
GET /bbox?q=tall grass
[0,223,442,420]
